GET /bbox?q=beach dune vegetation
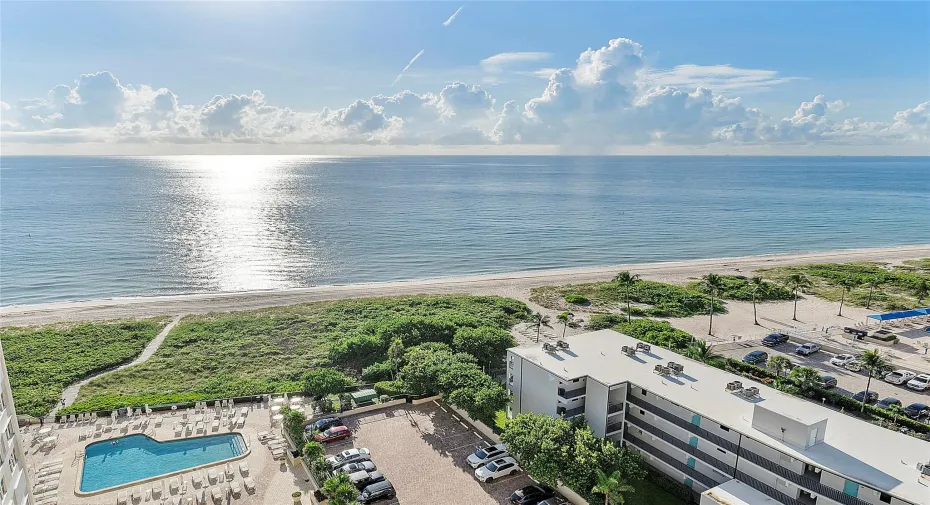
[532,279,724,318]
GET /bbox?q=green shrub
[586,314,627,330]
[66,295,528,413]
[612,319,694,351]
[361,361,394,382]
[563,294,590,305]
[687,275,794,301]
[531,280,722,317]
[374,380,408,397]
[0,318,168,417]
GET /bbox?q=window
[4,422,13,440]
[639,409,645,416]
[641,389,647,396]
[572,378,580,383]
[719,424,730,431]
[879,492,891,504]
[776,478,788,488]
[508,375,514,384]
[509,361,513,369]
[0,476,6,497]
[717,448,726,454]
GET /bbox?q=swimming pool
[80,433,247,492]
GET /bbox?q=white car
[795,343,822,356]
[466,443,509,469]
[325,448,371,468]
[906,374,930,391]
[830,354,856,367]
[884,370,917,385]
[474,456,520,483]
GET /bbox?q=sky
[1,1,928,155]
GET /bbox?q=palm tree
[530,312,550,343]
[683,340,722,364]
[557,312,574,340]
[591,469,635,505]
[837,277,859,316]
[859,349,890,413]
[323,473,359,505]
[767,355,793,378]
[784,273,813,321]
[749,275,765,326]
[700,273,725,335]
[789,366,823,393]
[865,277,883,309]
[914,279,929,304]
[613,271,640,323]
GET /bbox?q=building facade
[507,330,930,505]
[0,343,32,505]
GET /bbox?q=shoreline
[2,243,928,326]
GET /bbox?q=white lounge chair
[220,484,230,500]
[191,472,203,488]
[256,431,270,442]
[170,478,180,493]
[207,468,218,483]
[172,497,182,505]
[196,490,207,505]
[242,477,255,494]
[132,486,143,501]
[224,463,234,480]
[230,480,241,497]
[175,424,183,437]
[152,480,162,498]
[116,491,129,505]
[238,461,249,476]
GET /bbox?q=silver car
[466,443,508,469]
[325,448,371,468]
[334,461,376,474]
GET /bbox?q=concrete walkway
[50,315,183,415]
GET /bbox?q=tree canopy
[302,368,355,398]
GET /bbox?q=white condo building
[506,330,930,505]
[0,343,32,505]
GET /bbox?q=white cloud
[480,52,552,73]
[644,64,803,93]
[392,49,425,86]
[442,5,464,27]
[2,37,928,153]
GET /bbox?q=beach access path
[2,244,929,327]
[50,315,182,415]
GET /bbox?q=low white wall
[411,394,443,405]
[341,398,407,416]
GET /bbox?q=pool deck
[22,403,314,505]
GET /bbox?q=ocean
[1,155,927,306]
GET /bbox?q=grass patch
[531,280,723,317]
[64,295,527,414]
[627,482,687,505]
[760,260,930,311]
[0,318,169,418]
[686,275,794,301]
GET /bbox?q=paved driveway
[717,340,930,413]
[323,403,534,505]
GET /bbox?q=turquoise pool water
[80,433,246,492]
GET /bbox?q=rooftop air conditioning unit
[667,362,684,375]
[621,346,636,357]
[744,387,760,398]
[654,365,671,376]
[542,342,557,352]
[556,340,570,350]
[636,343,651,353]
[726,381,743,392]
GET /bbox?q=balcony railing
[557,387,586,400]
[606,422,624,435]
[737,448,874,505]
[735,470,805,505]
[626,394,740,453]
[624,415,735,476]
[624,432,722,489]
[607,402,624,415]
[559,406,585,419]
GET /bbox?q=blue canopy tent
[867,308,930,321]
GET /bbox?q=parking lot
[323,402,535,505]
[717,339,930,413]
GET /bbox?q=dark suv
[511,485,556,505]
[742,351,768,365]
[357,480,395,503]
[761,333,789,347]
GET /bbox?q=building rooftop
[510,329,930,505]
[702,479,783,505]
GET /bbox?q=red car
[314,425,352,443]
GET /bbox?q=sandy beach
[2,244,928,326]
